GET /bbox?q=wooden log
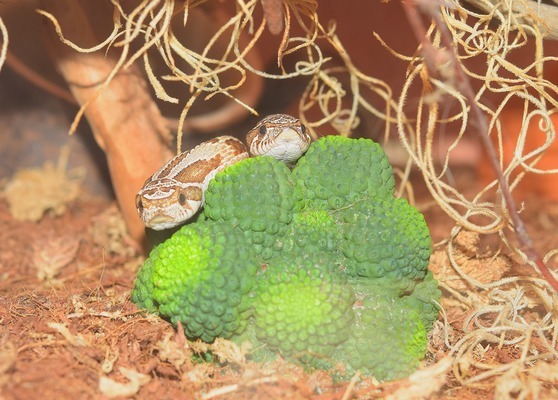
[39,0,172,247]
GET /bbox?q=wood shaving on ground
[385,357,452,400]
[47,321,90,347]
[99,366,151,398]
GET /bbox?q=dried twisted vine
[400,0,558,392]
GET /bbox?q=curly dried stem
[0,17,7,73]
[402,0,558,292]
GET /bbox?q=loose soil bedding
[1,171,557,399]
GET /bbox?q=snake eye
[300,124,306,134]
[259,124,267,135]
[178,193,186,205]
[135,195,143,212]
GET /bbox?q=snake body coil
[136,114,311,230]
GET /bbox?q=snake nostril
[300,124,306,134]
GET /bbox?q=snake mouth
[276,127,301,143]
[146,215,178,230]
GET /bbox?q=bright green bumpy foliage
[293,136,395,210]
[254,257,354,358]
[131,222,259,343]
[335,292,428,381]
[132,135,440,382]
[337,271,440,381]
[279,210,344,261]
[340,199,432,293]
[203,157,300,260]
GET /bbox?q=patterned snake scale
[136,114,312,230]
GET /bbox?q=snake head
[136,180,203,230]
[246,114,312,163]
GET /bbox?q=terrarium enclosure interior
[1,0,558,398]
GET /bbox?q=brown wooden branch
[5,50,76,104]
[402,0,558,292]
[39,0,172,247]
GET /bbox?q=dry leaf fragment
[33,235,80,281]
[385,357,452,400]
[155,331,191,370]
[47,321,89,347]
[211,338,251,365]
[3,150,84,222]
[0,340,17,390]
[99,367,150,398]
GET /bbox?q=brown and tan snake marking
[136,114,311,230]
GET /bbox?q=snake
[135,114,312,230]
